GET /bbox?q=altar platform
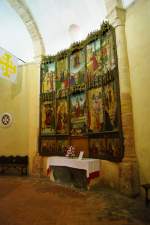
[47,156,100,189]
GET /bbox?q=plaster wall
[125,0,150,184]
[0,63,40,174]
[0,65,28,156]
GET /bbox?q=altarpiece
[39,22,124,162]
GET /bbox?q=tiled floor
[0,176,149,225]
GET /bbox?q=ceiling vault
[7,0,45,61]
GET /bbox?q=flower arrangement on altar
[65,146,75,158]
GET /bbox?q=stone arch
[7,0,45,61]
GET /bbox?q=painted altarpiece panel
[88,87,104,133]
[56,139,69,156]
[89,136,122,161]
[105,138,122,160]
[40,138,56,156]
[56,58,68,98]
[70,93,86,135]
[70,137,89,157]
[103,81,118,131]
[70,49,86,92]
[41,62,55,93]
[89,138,106,158]
[101,31,116,74]
[56,99,68,134]
[41,101,55,135]
[87,39,102,88]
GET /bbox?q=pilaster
[106,5,140,196]
[107,6,135,160]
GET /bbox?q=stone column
[105,2,140,196]
[25,62,44,177]
[107,7,135,159]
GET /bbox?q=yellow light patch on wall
[0,47,18,83]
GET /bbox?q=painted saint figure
[41,103,55,134]
[104,83,117,130]
[56,101,68,134]
[88,88,103,132]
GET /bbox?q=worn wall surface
[125,0,150,184]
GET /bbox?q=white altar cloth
[47,156,100,178]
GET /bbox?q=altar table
[47,156,100,189]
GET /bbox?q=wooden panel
[70,137,89,157]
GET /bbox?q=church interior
[0,0,150,224]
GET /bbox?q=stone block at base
[49,166,100,190]
[99,159,140,197]
[119,161,140,197]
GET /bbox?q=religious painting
[89,138,106,158]
[41,101,55,135]
[41,62,55,93]
[87,39,102,88]
[56,139,69,156]
[40,138,56,156]
[101,31,116,74]
[56,58,68,98]
[70,49,85,91]
[56,99,68,134]
[105,138,122,160]
[88,87,104,133]
[70,93,86,135]
[104,81,118,131]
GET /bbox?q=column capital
[107,7,126,27]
